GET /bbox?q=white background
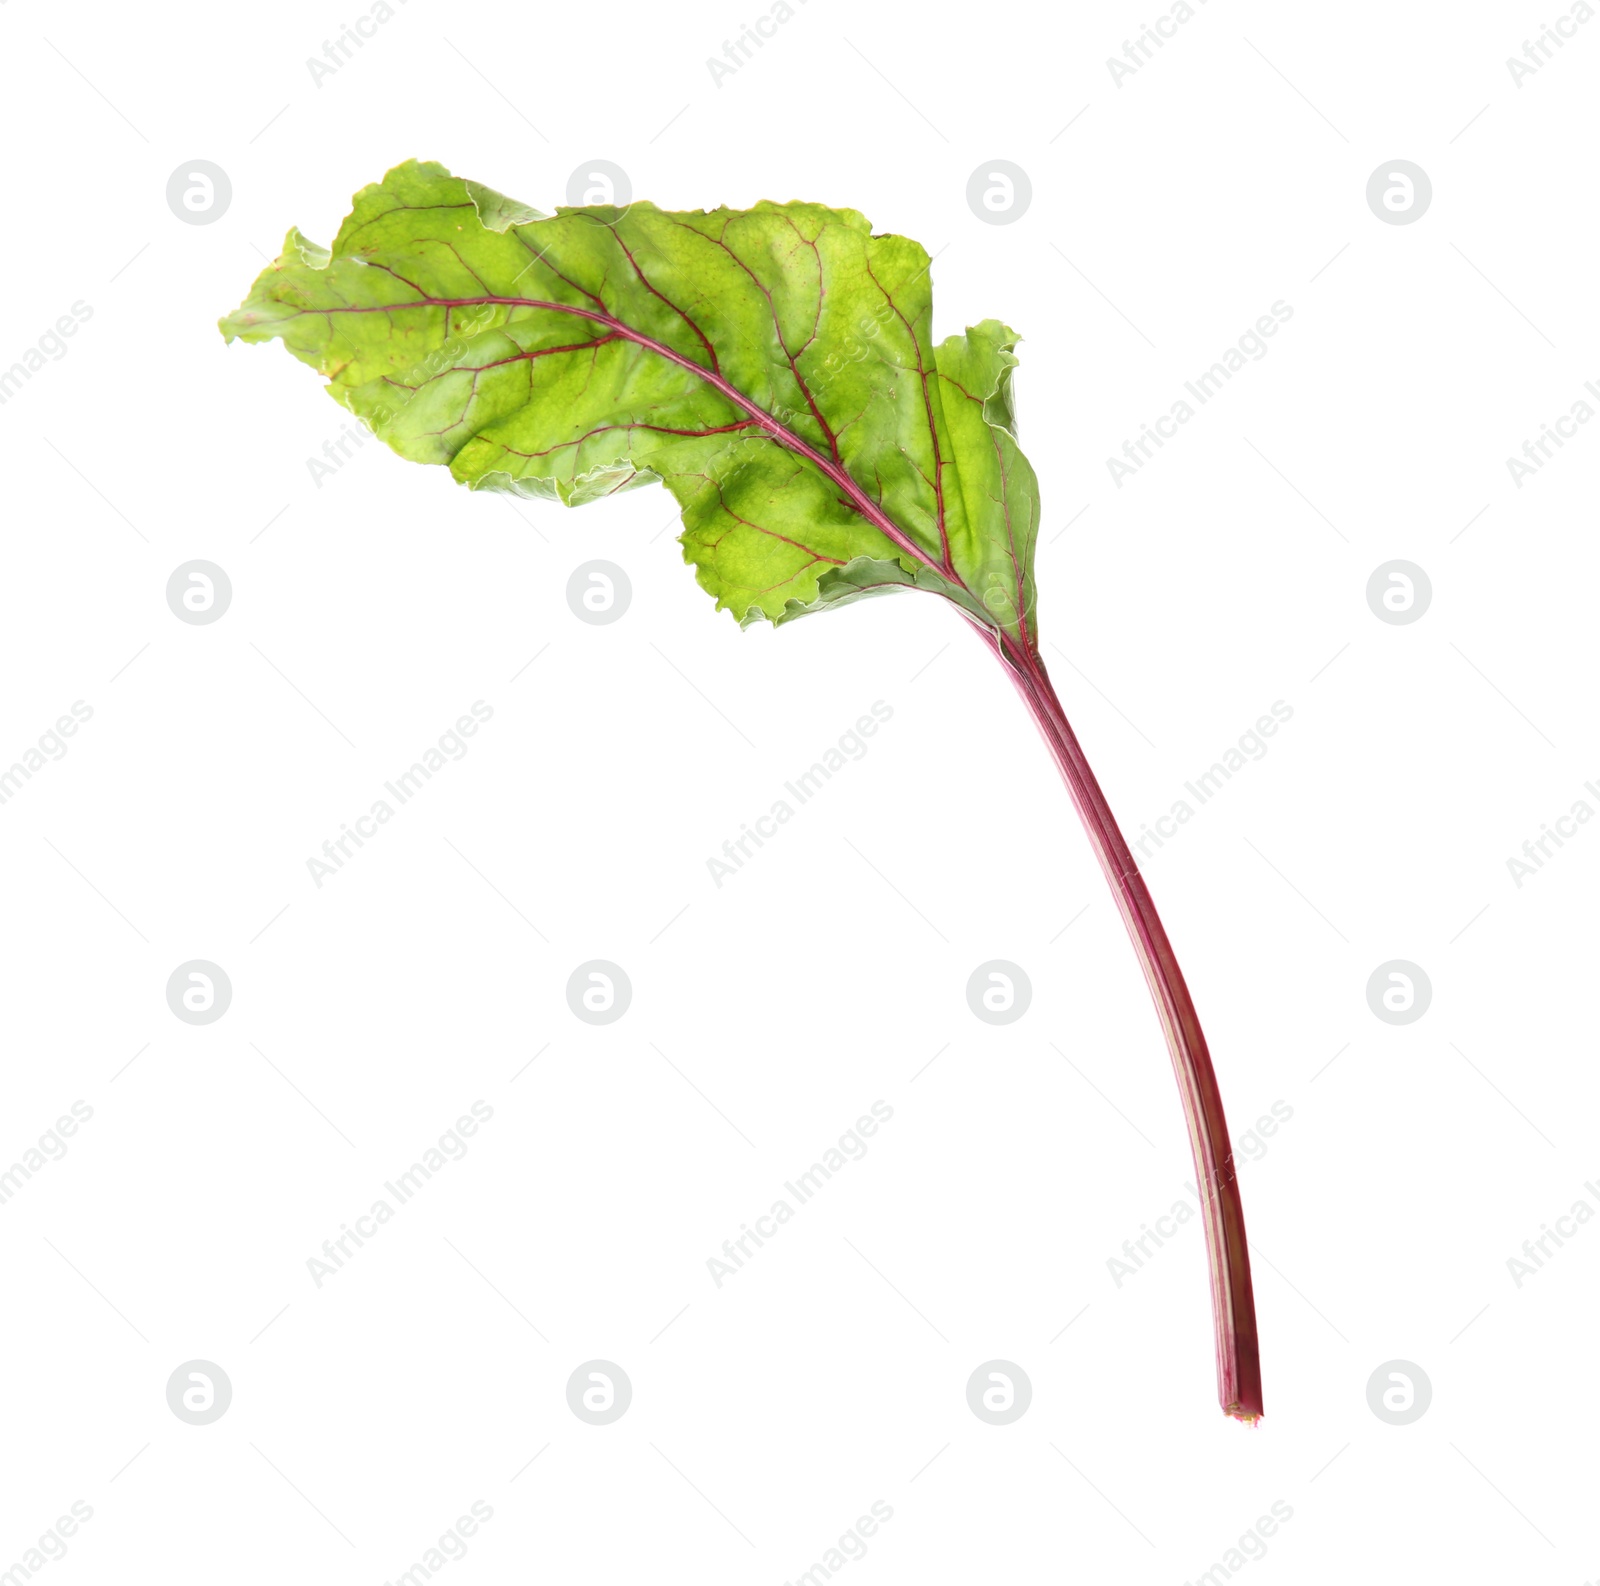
[1,0,1597,1581]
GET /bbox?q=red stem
[987,627,1263,1422]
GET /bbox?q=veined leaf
[220,159,1039,645]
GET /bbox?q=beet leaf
[220,159,1263,1421]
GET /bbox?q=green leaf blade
[219,159,1041,647]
